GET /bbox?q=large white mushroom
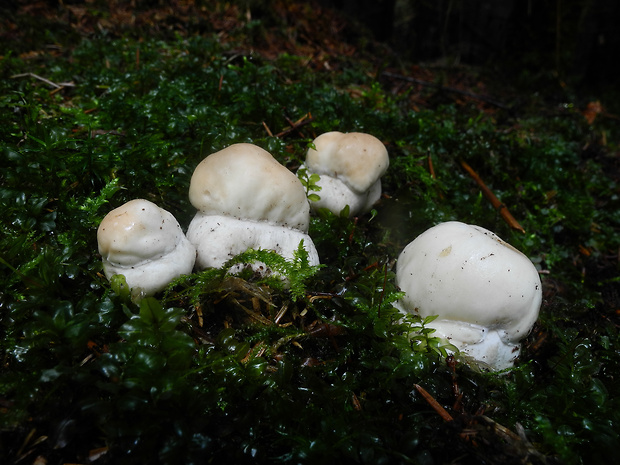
[395,221,542,371]
[300,131,389,216]
[97,199,196,298]
[186,143,320,272]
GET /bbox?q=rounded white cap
[189,143,310,232]
[306,132,389,194]
[396,221,542,370]
[97,199,196,297]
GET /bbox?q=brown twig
[11,72,75,89]
[275,113,314,138]
[460,160,525,233]
[89,129,125,138]
[427,152,446,199]
[427,153,437,179]
[262,121,274,137]
[414,384,454,422]
[284,115,305,138]
[376,260,389,318]
[447,355,463,412]
[382,71,510,110]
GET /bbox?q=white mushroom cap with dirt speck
[395,221,542,371]
[186,143,320,272]
[300,131,389,216]
[97,199,196,299]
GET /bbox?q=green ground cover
[1,2,619,464]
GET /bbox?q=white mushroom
[395,221,542,371]
[97,199,196,298]
[300,131,389,216]
[186,143,320,272]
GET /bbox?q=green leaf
[139,297,166,325]
[308,173,321,184]
[422,314,439,326]
[110,274,131,300]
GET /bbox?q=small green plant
[405,313,459,358]
[165,241,322,305]
[296,166,322,202]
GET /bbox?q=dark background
[324,0,620,90]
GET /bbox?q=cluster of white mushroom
[97,131,542,371]
[97,133,388,299]
[98,143,320,298]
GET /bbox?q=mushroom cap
[305,131,389,194]
[186,214,320,271]
[189,143,310,232]
[396,221,542,369]
[97,199,196,297]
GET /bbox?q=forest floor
[1,1,620,464]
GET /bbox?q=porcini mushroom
[97,199,196,298]
[395,221,542,371]
[186,143,320,272]
[300,131,389,216]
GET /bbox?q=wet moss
[1,3,619,464]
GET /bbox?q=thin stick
[460,160,525,233]
[427,152,446,199]
[414,384,454,422]
[262,121,274,137]
[382,71,509,110]
[11,72,74,89]
[293,113,311,126]
[376,260,389,318]
[275,113,314,138]
[283,115,305,138]
[427,153,437,179]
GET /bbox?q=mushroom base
[102,235,196,299]
[427,319,521,371]
[187,214,320,272]
[304,168,381,217]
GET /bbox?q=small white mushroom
[395,221,542,371]
[300,131,389,216]
[97,199,196,298]
[186,143,320,272]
